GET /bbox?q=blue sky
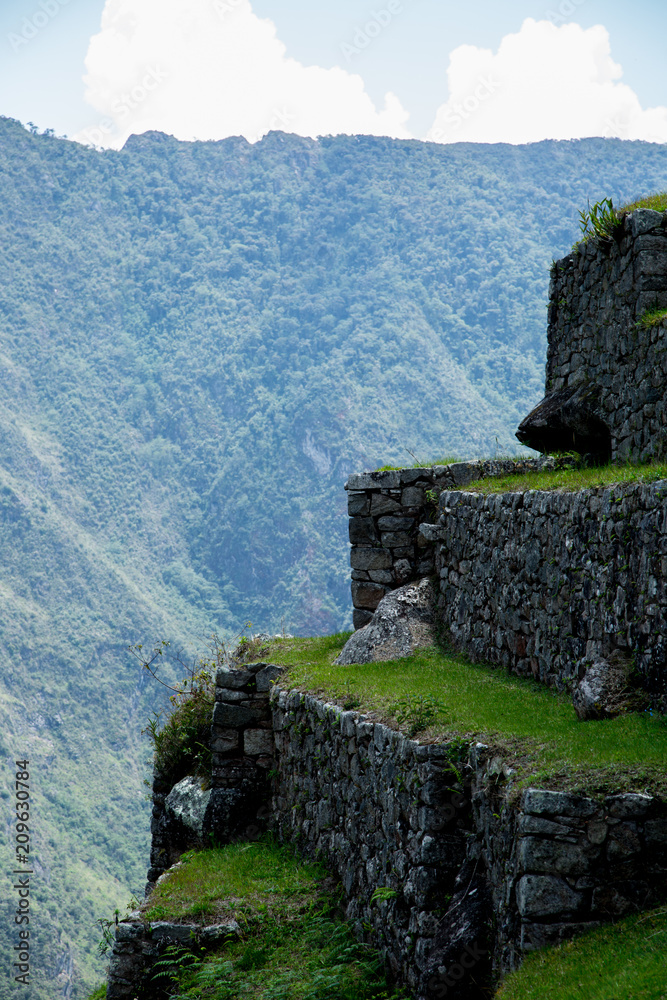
[0,0,666,146]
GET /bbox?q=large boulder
[335,578,435,665]
[572,652,648,720]
[165,775,211,838]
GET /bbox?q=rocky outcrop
[334,578,436,665]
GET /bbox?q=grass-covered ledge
[460,460,667,495]
[137,839,408,1000]
[262,635,667,798]
[495,905,667,1000]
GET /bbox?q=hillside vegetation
[2,120,667,996]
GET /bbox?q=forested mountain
[0,117,666,998]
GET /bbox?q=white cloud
[78,0,411,148]
[427,19,667,145]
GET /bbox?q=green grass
[373,454,460,472]
[637,307,667,330]
[460,460,667,495]
[140,840,406,1000]
[262,637,667,796]
[619,191,667,214]
[495,906,667,999]
[83,988,106,1000]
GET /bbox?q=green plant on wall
[576,197,622,248]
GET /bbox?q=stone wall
[345,458,567,629]
[269,691,667,998]
[423,479,667,706]
[518,208,667,462]
[113,675,667,999]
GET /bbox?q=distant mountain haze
[0,118,666,997]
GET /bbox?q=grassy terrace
[460,460,667,495]
[137,840,406,1000]
[497,906,667,1000]
[263,635,667,798]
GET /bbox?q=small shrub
[388,693,444,737]
[637,306,667,329]
[575,197,622,249]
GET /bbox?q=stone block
[347,493,370,516]
[370,494,402,516]
[378,516,415,531]
[353,608,373,629]
[211,729,240,753]
[381,531,412,548]
[518,836,597,875]
[349,516,377,544]
[402,487,425,506]
[351,580,387,609]
[350,547,392,571]
[243,729,275,755]
[212,702,264,727]
[605,793,653,818]
[346,471,400,490]
[255,665,283,692]
[150,922,199,944]
[216,668,254,689]
[516,875,584,918]
[522,789,598,819]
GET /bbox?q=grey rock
[216,667,254,689]
[212,702,264,727]
[243,728,275,755]
[518,837,597,875]
[351,579,387,610]
[165,777,211,838]
[350,547,392,571]
[334,578,435,665]
[150,922,199,944]
[605,792,653,818]
[200,922,241,946]
[572,653,642,720]
[255,665,283,692]
[516,874,584,918]
[522,789,598,819]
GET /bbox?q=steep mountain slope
[0,118,666,997]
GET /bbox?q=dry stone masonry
[518,208,667,462]
[345,458,569,629]
[423,479,667,707]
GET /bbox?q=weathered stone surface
[516,875,584,918]
[518,837,597,875]
[212,702,264,727]
[350,547,392,571]
[421,861,492,999]
[572,653,644,720]
[335,578,435,665]
[351,579,387,610]
[165,776,211,838]
[523,789,598,819]
[255,665,283,692]
[243,728,275,755]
